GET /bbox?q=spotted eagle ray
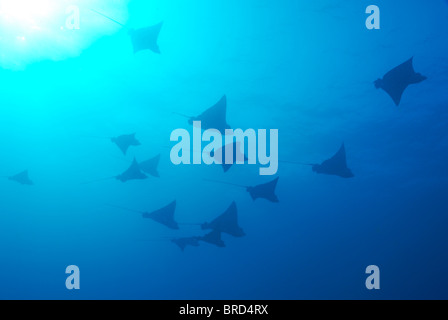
[2,170,34,185]
[282,144,354,178]
[83,158,147,184]
[116,158,148,182]
[210,142,249,173]
[174,95,231,133]
[107,201,179,230]
[138,154,161,178]
[112,133,141,155]
[311,144,354,178]
[198,230,226,248]
[204,177,280,203]
[172,237,201,252]
[92,9,163,54]
[201,202,245,237]
[82,133,141,155]
[375,57,427,106]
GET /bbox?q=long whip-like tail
[91,9,126,27]
[172,112,192,119]
[104,203,144,215]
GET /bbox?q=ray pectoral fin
[153,46,161,54]
[413,73,427,84]
[247,189,257,201]
[193,95,228,130]
[387,85,406,106]
[377,79,405,106]
[374,78,382,89]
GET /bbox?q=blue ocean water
[0,0,447,300]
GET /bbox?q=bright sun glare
[0,0,55,23]
[0,0,131,70]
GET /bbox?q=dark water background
[0,0,447,299]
